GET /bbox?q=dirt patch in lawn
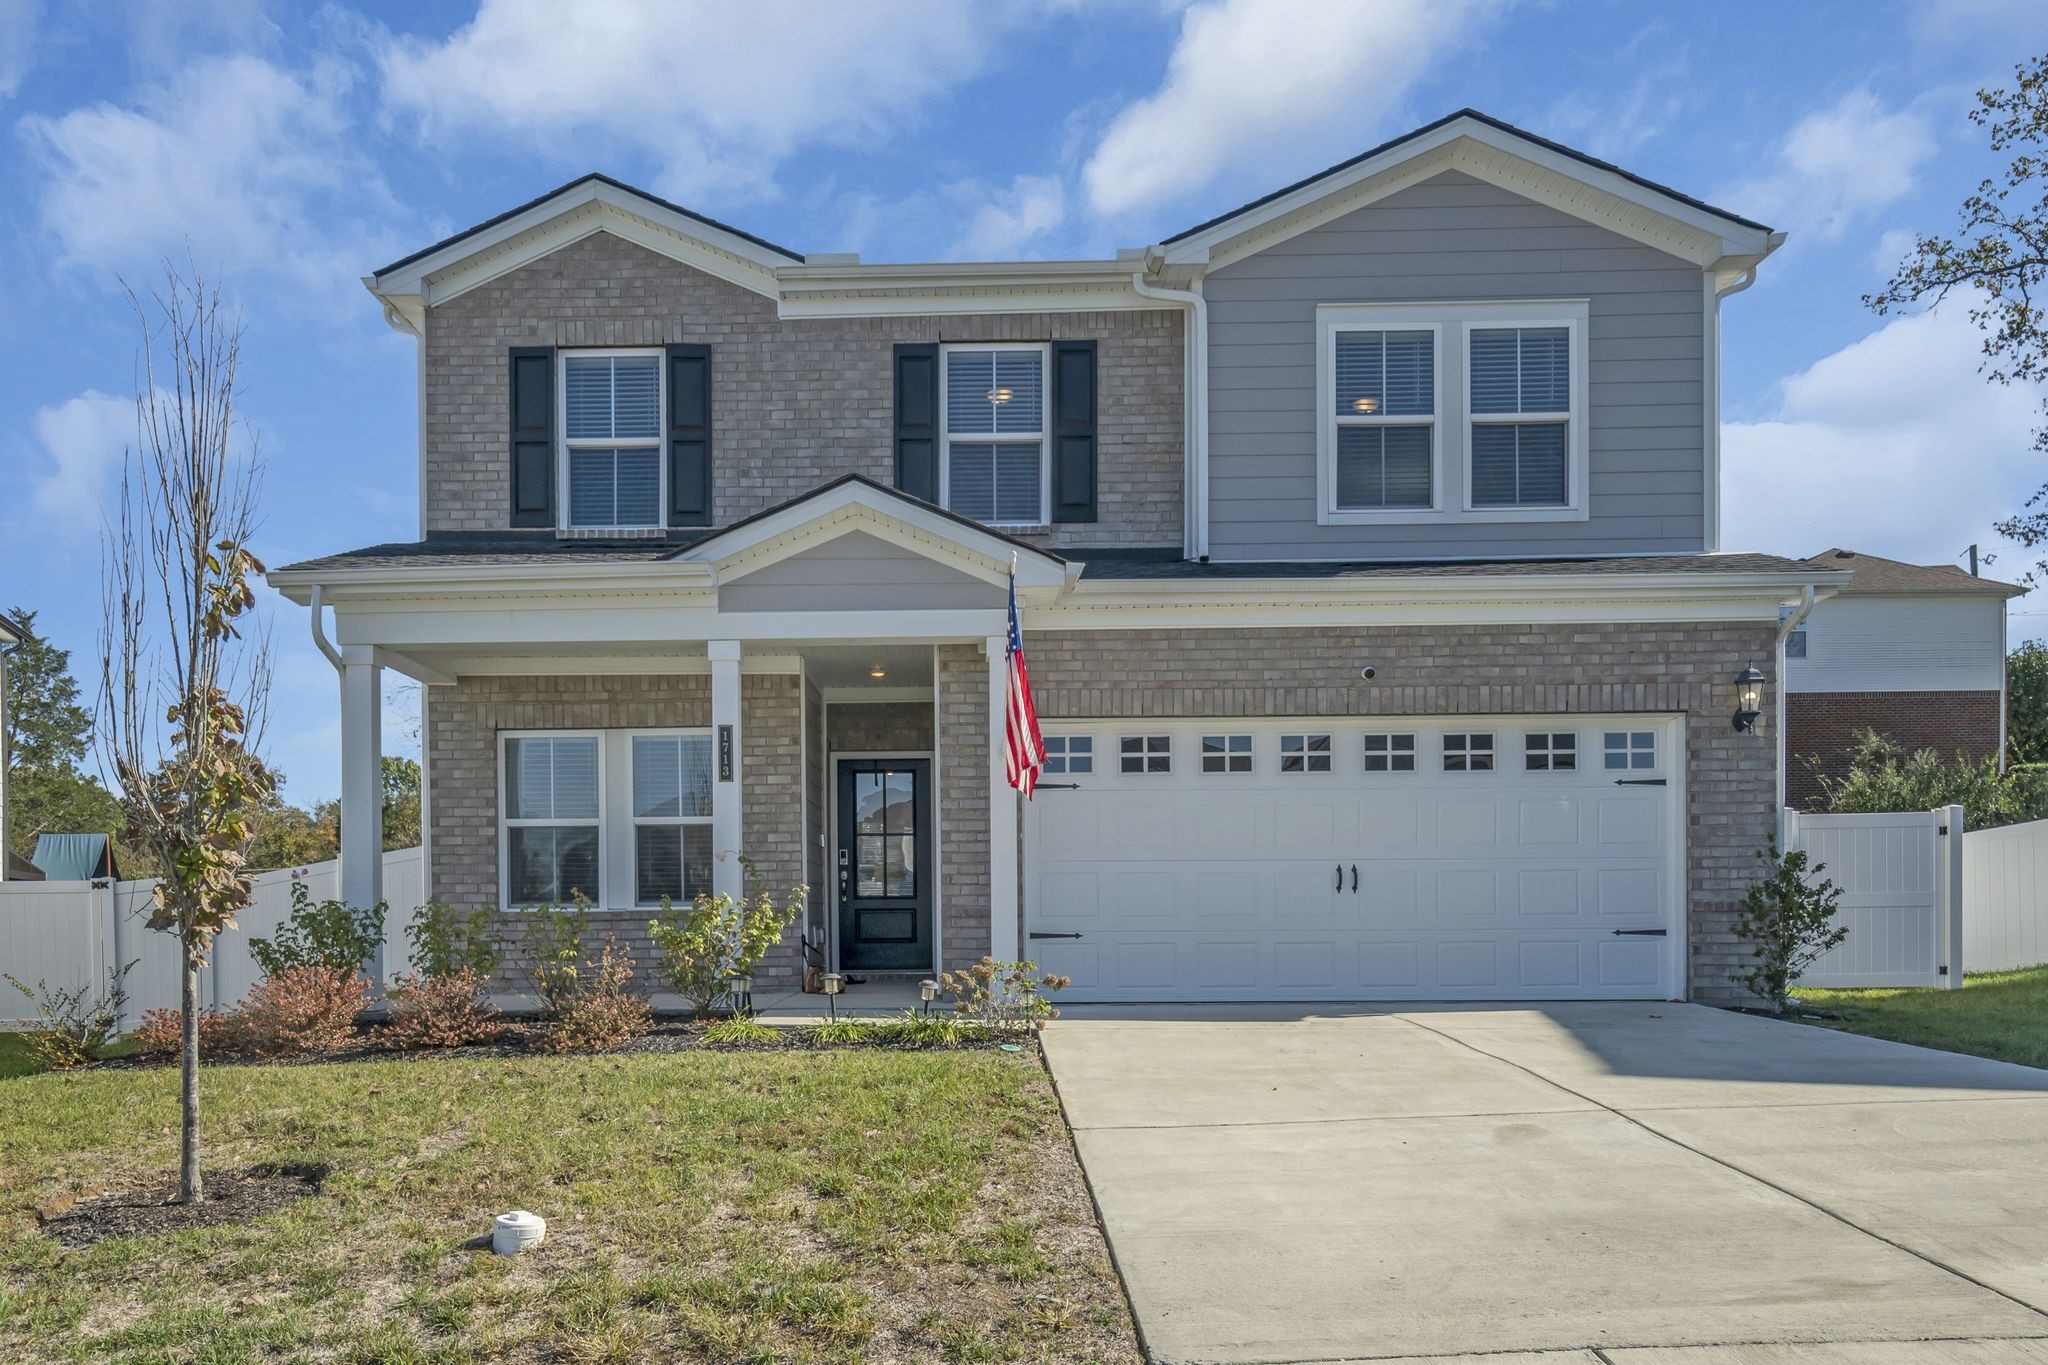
[37,1163,327,1248]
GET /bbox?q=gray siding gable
[719,529,1004,612]
[1206,169,1709,561]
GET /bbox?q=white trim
[826,749,938,975]
[1315,300,1590,527]
[1162,118,1777,271]
[557,347,666,533]
[938,342,1053,529]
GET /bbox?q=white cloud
[1871,227,1916,278]
[0,0,36,101]
[376,0,1005,203]
[1081,0,1501,221]
[19,53,401,308]
[950,175,1068,260]
[1723,89,1938,241]
[30,390,133,522]
[1722,300,2041,568]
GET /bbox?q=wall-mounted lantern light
[1733,665,1766,733]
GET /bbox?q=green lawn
[0,1049,1138,1363]
[1794,964,2048,1069]
[0,1034,42,1082]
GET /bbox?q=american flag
[1004,563,1047,798]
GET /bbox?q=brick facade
[825,701,934,755]
[423,672,807,999]
[1786,690,2003,810]
[1025,622,1781,1003]
[424,232,1185,550]
[937,645,994,972]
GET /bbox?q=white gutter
[1775,583,1818,819]
[308,584,343,671]
[1130,261,1209,561]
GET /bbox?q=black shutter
[508,346,555,528]
[893,343,939,503]
[667,344,712,527]
[1049,339,1098,523]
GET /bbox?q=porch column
[710,640,744,899]
[338,645,385,984]
[986,634,1020,962]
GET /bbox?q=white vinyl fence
[1960,817,2048,973]
[1784,806,1963,990]
[0,849,423,1031]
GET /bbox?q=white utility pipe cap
[492,1210,546,1256]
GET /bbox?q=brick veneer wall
[424,232,1185,550]
[1787,690,2003,811]
[936,645,992,971]
[825,701,934,754]
[423,672,808,999]
[1024,622,1781,1004]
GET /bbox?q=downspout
[308,584,343,672]
[1775,584,1817,826]
[1131,259,1209,561]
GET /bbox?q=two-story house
[271,110,1844,1005]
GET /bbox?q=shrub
[4,963,136,1070]
[383,968,506,1050]
[700,1016,783,1047]
[647,861,806,1017]
[875,1009,969,1049]
[536,937,651,1054]
[802,1018,878,1046]
[248,881,386,977]
[132,1006,236,1061]
[1734,840,1848,1013]
[937,958,1070,1034]
[406,902,503,979]
[520,901,590,1019]
[1820,730,2041,831]
[233,965,370,1058]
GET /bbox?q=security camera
[1360,665,1377,681]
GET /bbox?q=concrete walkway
[1041,1002,2048,1364]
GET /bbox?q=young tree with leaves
[98,269,273,1205]
[1870,54,2048,572]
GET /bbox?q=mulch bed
[37,1163,328,1248]
[74,1018,1025,1073]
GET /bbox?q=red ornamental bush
[382,968,507,1050]
[536,937,651,1054]
[232,965,369,1058]
[132,1007,237,1061]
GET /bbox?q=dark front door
[836,758,933,972]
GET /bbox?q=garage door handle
[1029,931,1083,940]
[1614,778,1667,786]
[1611,928,1667,936]
[1035,782,1082,791]
[1335,863,1343,891]
[1350,864,1358,893]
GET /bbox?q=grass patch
[0,1048,1137,1362]
[0,1033,135,1081]
[1793,963,2048,1069]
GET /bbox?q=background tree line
[3,605,419,877]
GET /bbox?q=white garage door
[1024,715,1682,1002]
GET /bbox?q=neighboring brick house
[271,110,1847,1006]
[1785,548,2025,809]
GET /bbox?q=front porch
[280,479,1070,997]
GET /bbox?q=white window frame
[938,341,1052,528]
[1603,729,1660,773]
[1315,300,1589,527]
[1523,730,1578,772]
[498,727,716,911]
[1043,734,1094,776]
[1200,733,1255,774]
[1278,732,1334,774]
[625,728,717,909]
[1442,732,1496,773]
[558,347,667,532]
[1119,734,1172,775]
[499,730,606,910]
[1362,732,1417,773]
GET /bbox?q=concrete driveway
[1041,1003,2048,1365]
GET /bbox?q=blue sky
[2,0,2045,806]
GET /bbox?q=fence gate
[1784,806,1963,990]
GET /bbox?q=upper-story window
[940,344,1048,527]
[562,350,664,530]
[1317,302,1587,527]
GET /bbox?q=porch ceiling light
[869,664,887,679]
[1733,665,1766,733]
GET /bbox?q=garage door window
[1524,732,1576,771]
[1443,732,1494,772]
[1201,734,1253,774]
[1043,735,1092,775]
[1120,735,1171,774]
[1604,731,1657,771]
[1279,734,1333,773]
[1362,733,1416,772]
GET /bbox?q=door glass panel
[855,772,886,834]
[857,834,886,895]
[881,770,915,834]
[886,833,915,896]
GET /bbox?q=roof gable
[1160,109,1780,276]
[1803,548,2026,598]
